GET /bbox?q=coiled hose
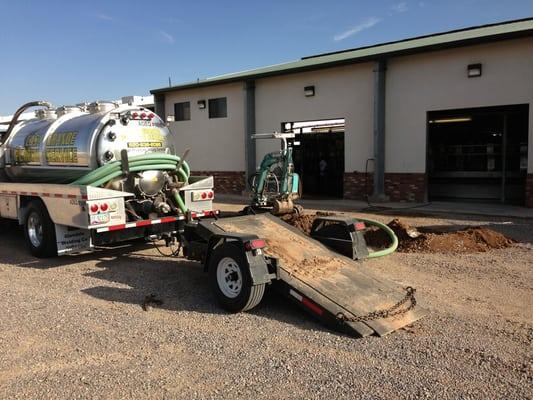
[70,153,191,213]
[357,217,398,258]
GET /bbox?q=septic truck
[0,100,424,337]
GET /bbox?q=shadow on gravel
[0,219,330,334]
[82,254,331,335]
[0,221,155,269]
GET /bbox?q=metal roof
[151,18,533,94]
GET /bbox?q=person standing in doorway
[319,157,328,196]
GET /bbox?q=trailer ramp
[213,213,425,337]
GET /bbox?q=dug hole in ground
[281,212,517,253]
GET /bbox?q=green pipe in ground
[357,217,398,258]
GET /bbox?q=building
[151,18,533,207]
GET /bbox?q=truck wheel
[208,242,265,312]
[24,200,57,258]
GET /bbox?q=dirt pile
[403,227,516,253]
[365,218,515,253]
[280,211,334,235]
[281,213,515,254]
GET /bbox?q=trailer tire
[208,242,265,312]
[23,200,57,258]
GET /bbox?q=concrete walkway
[215,194,533,219]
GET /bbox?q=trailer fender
[204,233,273,286]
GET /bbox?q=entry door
[291,132,345,198]
[283,119,345,198]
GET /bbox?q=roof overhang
[151,18,533,95]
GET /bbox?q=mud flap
[212,213,426,337]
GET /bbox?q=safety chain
[336,286,417,323]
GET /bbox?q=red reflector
[354,222,366,231]
[100,203,108,212]
[90,204,99,213]
[244,239,266,251]
[148,113,155,119]
[207,191,214,199]
[140,112,147,119]
[131,112,138,119]
[302,297,324,315]
[201,192,207,200]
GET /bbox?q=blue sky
[0,0,532,114]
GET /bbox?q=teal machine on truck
[0,101,424,337]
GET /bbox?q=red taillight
[90,204,99,213]
[244,239,266,251]
[201,192,207,199]
[131,112,138,119]
[354,222,366,231]
[207,191,214,199]
[148,113,155,119]
[100,203,108,212]
[140,112,146,119]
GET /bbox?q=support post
[244,80,256,189]
[154,94,166,121]
[370,60,389,202]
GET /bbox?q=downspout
[370,59,389,202]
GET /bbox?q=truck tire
[24,200,57,258]
[208,242,265,312]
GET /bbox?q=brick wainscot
[344,172,426,202]
[192,171,246,195]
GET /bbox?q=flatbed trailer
[181,213,425,337]
[0,177,423,337]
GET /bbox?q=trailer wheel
[208,242,265,312]
[24,200,57,258]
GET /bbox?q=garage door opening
[428,104,529,204]
[283,118,345,198]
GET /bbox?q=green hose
[172,190,187,214]
[70,153,191,213]
[71,154,190,186]
[357,217,398,258]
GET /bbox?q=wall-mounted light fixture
[429,116,472,124]
[467,63,482,78]
[304,85,315,97]
[197,100,206,109]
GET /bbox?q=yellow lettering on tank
[141,128,164,141]
[46,131,78,146]
[127,142,163,148]
[45,131,79,164]
[13,132,42,163]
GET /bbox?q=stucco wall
[255,64,374,173]
[386,37,533,173]
[161,36,533,176]
[164,82,245,171]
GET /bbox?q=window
[208,97,227,118]
[174,101,190,121]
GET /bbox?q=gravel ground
[0,202,532,399]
